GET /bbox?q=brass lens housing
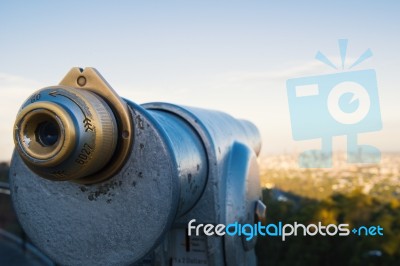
[13,67,133,184]
[14,86,119,182]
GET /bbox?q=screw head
[77,76,87,86]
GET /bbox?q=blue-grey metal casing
[10,100,262,266]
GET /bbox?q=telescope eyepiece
[15,102,75,168]
[13,67,134,184]
[14,86,119,182]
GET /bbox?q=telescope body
[9,68,264,265]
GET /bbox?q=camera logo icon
[287,40,382,168]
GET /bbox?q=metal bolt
[77,76,87,87]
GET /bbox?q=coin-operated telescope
[9,68,265,266]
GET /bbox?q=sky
[0,1,399,161]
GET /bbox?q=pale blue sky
[0,1,399,161]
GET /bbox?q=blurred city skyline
[1,1,399,161]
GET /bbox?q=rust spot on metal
[86,180,122,201]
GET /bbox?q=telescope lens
[36,120,59,147]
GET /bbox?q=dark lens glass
[36,121,59,146]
